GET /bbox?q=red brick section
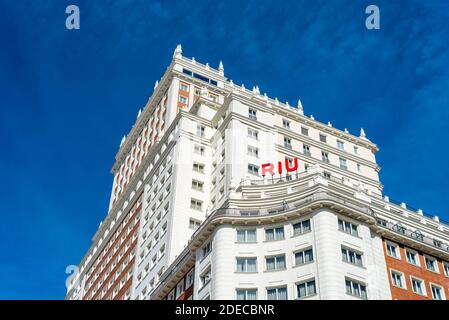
[382,238,449,300]
[83,194,142,300]
[177,82,190,110]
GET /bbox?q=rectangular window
[391,270,405,288]
[247,145,259,157]
[266,255,286,271]
[354,146,359,155]
[406,249,419,266]
[248,164,259,175]
[303,144,311,156]
[201,242,212,258]
[194,144,205,156]
[196,125,205,137]
[283,119,290,129]
[357,164,361,172]
[200,269,211,287]
[338,218,359,236]
[265,227,285,241]
[190,198,202,211]
[337,140,345,150]
[191,180,204,191]
[292,219,311,236]
[386,242,400,259]
[431,284,444,300]
[411,278,425,296]
[444,262,449,277]
[248,108,257,120]
[237,229,257,243]
[345,279,367,299]
[339,157,348,170]
[319,134,327,143]
[301,127,309,136]
[284,137,292,149]
[189,218,201,230]
[425,256,439,273]
[179,96,188,104]
[180,83,189,92]
[248,128,258,140]
[341,247,363,267]
[192,162,205,173]
[236,289,257,300]
[267,286,288,300]
[294,248,314,266]
[297,279,316,299]
[322,151,329,163]
[236,258,257,273]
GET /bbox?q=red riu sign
[261,158,299,176]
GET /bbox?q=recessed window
[303,144,311,156]
[297,279,316,299]
[196,124,205,137]
[337,140,345,150]
[425,256,439,273]
[431,284,444,300]
[345,279,367,299]
[265,226,285,241]
[190,198,202,211]
[237,229,257,243]
[200,269,211,287]
[322,151,329,163]
[284,137,292,149]
[319,134,327,143]
[236,289,257,300]
[342,247,363,267]
[301,127,308,136]
[266,254,286,271]
[191,179,204,191]
[201,242,212,258]
[179,96,188,104]
[283,119,290,129]
[443,262,449,277]
[194,144,205,156]
[247,145,259,157]
[354,146,359,155]
[192,162,204,173]
[248,108,257,120]
[386,242,400,259]
[357,164,361,172]
[294,248,314,266]
[339,157,348,170]
[180,83,189,92]
[248,164,259,176]
[236,257,257,273]
[338,218,359,237]
[406,249,419,266]
[411,277,425,296]
[391,270,406,289]
[189,218,201,230]
[267,286,288,300]
[248,128,258,140]
[292,219,311,236]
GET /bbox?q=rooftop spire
[218,61,224,75]
[360,128,370,141]
[173,44,182,58]
[154,80,159,90]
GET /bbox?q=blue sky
[0,0,448,299]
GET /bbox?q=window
[236,258,257,273]
[292,219,311,236]
[391,270,405,288]
[194,144,205,156]
[297,279,316,299]
[283,119,290,129]
[180,83,189,92]
[237,229,257,243]
[265,227,285,241]
[247,145,259,157]
[321,151,329,163]
[189,198,203,211]
[200,269,211,287]
[354,146,359,155]
[179,96,188,104]
[267,286,288,300]
[248,128,258,140]
[176,281,184,298]
[248,108,257,120]
[406,249,419,266]
[303,144,311,156]
[196,125,205,137]
[191,180,204,191]
[319,134,327,143]
[444,262,449,277]
[386,242,400,259]
[301,127,309,136]
[186,270,194,288]
[342,247,363,267]
[266,255,286,271]
[323,171,331,179]
[411,277,425,296]
[337,140,345,150]
[357,164,361,172]
[189,218,201,230]
[248,164,259,175]
[431,284,444,300]
[236,289,257,300]
[339,157,348,170]
[338,218,359,236]
[345,279,367,299]
[294,248,314,266]
[283,137,292,149]
[201,242,212,258]
[425,256,439,273]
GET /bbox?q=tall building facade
[66,45,449,300]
